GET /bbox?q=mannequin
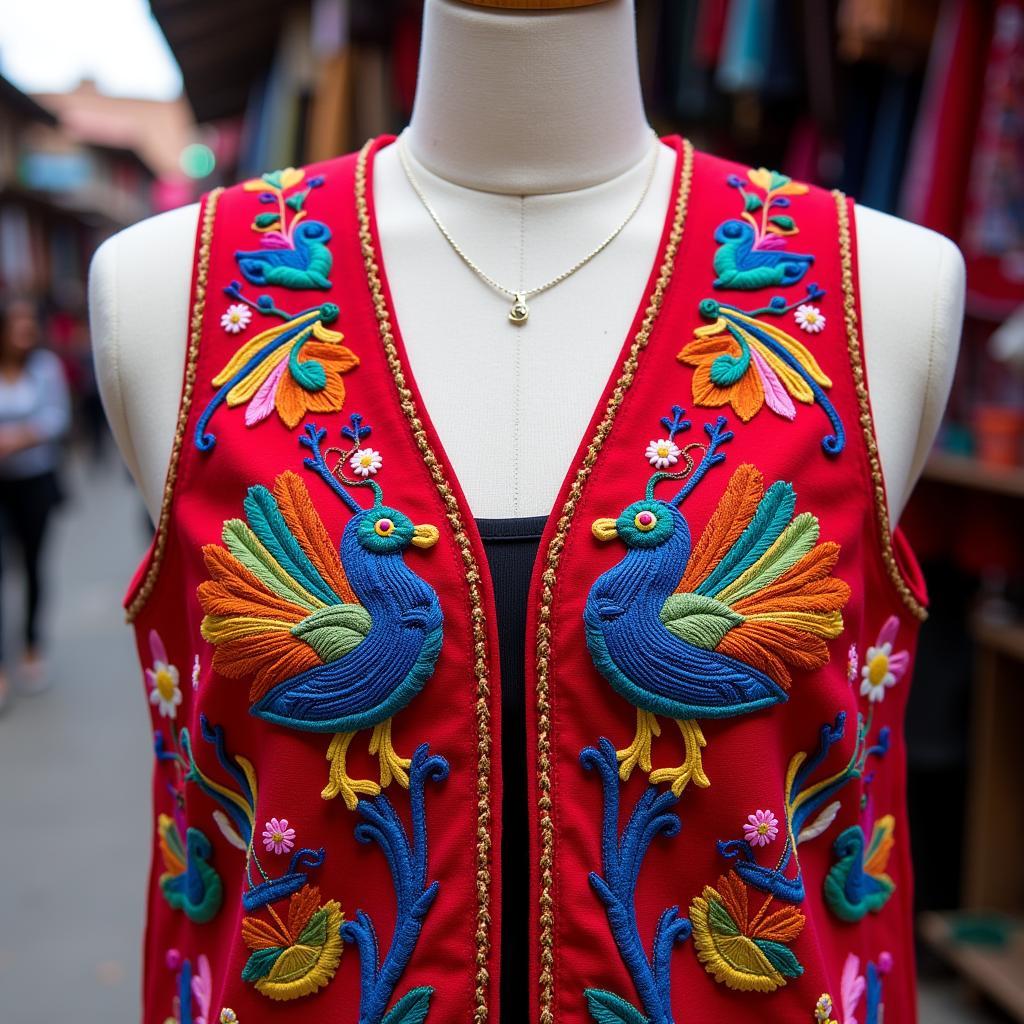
[89,0,964,527]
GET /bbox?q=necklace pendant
[508,292,529,325]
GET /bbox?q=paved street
[0,450,1008,1023]
[0,452,152,1022]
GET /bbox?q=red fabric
[127,136,926,1022]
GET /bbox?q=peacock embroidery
[198,415,443,809]
[584,407,851,794]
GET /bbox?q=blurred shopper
[0,298,70,710]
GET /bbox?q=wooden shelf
[922,452,1024,498]
[920,911,1024,1021]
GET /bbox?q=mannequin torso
[89,0,964,524]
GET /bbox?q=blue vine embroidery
[342,744,448,1024]
[580,738,692,1024]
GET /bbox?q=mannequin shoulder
[852,203,965,521]
[89,203,200,518]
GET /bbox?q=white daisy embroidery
[349,448,383,478]
[220,303,252,334]
[794,304,825,333]
[645,438,681,469]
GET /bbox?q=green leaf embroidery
[286,190,308,212]
[660,592,743,649]
[744,192,763,212]
[753,938,804,978]
[254,212,281,229]
[295,906,330,947]
[769,215,795,231]
[584,988,650,1024]
[292,604,372,662]
[241,945,283,981]
[381,986,434,1024]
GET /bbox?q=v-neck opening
[362,132,685,534]
[357,132,689,1022]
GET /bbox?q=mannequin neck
[405,0,652,194]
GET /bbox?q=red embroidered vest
[125,136,928,1024]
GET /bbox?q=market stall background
[0,0,1021,1021]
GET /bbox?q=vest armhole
[123,187,223,622]
[833,189,930,621]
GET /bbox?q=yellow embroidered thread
[355,139,494,1024]
[832,190,927,622]
[533,139,694,1024]
[126,187,223,623]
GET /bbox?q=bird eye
[633,510,658,533]
[375,517,395,537]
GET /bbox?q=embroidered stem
[666,416,732,505]
[341,744,448,1024]
[581,738,691,1024]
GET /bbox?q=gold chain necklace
[395,130,661,325]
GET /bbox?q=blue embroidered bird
[824,815,896,921]
[236,219,333,291]
[585,412,850,794]
[198,420,443,809]
[712,220,814,291]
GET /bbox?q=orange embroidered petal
[243,915,293,950]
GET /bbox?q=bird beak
[592,518,618,541]
[411,523,440,549]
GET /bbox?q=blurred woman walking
[0,298,70,710]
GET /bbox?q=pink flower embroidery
[262,817,296,855]
[846,643,858,685]
[860,616,909,703]
[743,809,779,847]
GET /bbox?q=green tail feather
[243,485,340,605]
[697,481,796,597]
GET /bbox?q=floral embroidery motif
[585,410,850,793]
[163,949,213,1024]
[815,992,838,1023]
[198,415,443,809]
[677,285,846,455]
[716,712,888,904]
[743,809,779,847]
[241,884,344,1001]
[195,284,358,451]
[184,715,345,1002]
[221,303,252,334]
[147,629,183,719]
[350,447,383,477]
[818,952,892,1024]
[692,712,889,994]
[795,303,826,333]
[846,644,858,685]
[153,697,224,925]
[580,739,691,1024]
[220,1012,239,1023]
[236,168,332,291]
[690,869,805,993]
[262,817,296,855]
[860,615,909,703]
[714,169,814,291]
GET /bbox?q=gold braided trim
[832,190,928,622]
[355,140,494,1024]
[534,139,694,1024]
[126,188,223,623]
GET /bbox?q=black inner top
[475,514,547,1024]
